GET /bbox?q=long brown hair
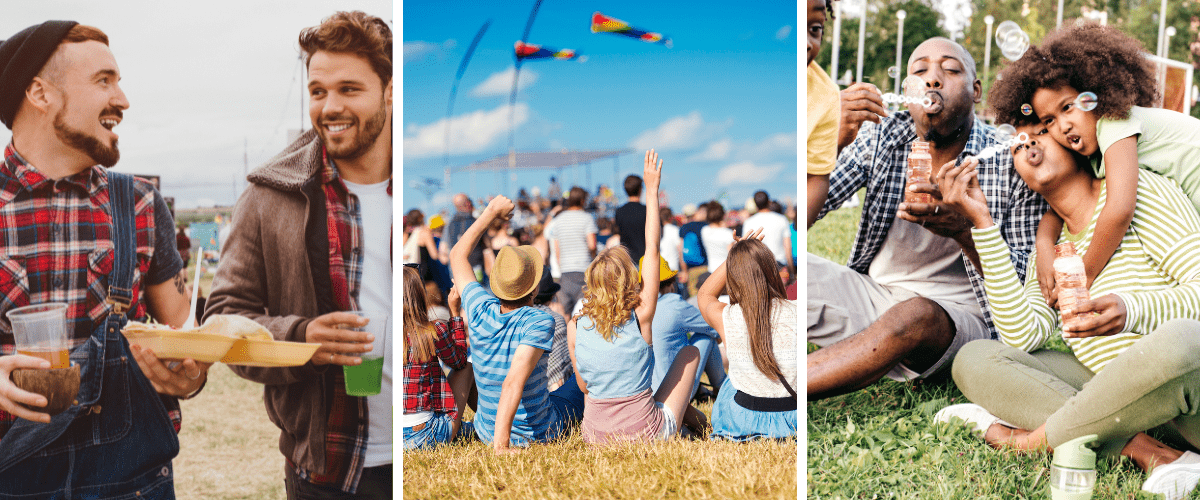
[574,246,640,341]
[403,267,437,363]
[725,239,787,382]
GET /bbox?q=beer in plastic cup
[7,303,70,369]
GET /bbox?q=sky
[0,0,391,209]
[402,0,798,216]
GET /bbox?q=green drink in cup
[343,311,388,397]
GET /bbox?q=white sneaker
[1143,451,1200,500]
[933,403,1012,439]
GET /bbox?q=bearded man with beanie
[450,195,585,454]
[204,11,393,499]
[0,21,199,498]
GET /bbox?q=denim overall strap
[0,172,179,499]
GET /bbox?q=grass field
[173,264,285,500]
[805,193,1172,499]
[404,402,797,499]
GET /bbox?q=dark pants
[285,465,392,500]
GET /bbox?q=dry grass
[403,403,798,500]
[172,263,285,499]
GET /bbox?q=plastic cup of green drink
[343,311,388,397]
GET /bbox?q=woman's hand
[1061,294,1126,338]
[447,286,463,318]
[734,227,765,243]
[937,158,993,229]
[644,149,662,190]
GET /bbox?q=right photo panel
[808,0,1200,497]
[403,0,798,497]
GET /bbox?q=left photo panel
[0,2,393,499]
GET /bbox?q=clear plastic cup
[342,312,388,397]
[7,303,70,369]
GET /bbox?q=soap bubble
[1075,91,1098,112]
[996,123,1016,139]
[1021,103,1033,116]
[902,75,925,98]
[887,66,900,79]
[995,20,1030,61]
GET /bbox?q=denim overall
[0,172,179,499]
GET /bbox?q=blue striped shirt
[462,282,556,446]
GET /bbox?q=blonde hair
[574,246,640,342]
[403,267,437,363]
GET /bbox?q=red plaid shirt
[403,317,469,420]
[0,144,182,440]
[292,150,392,493]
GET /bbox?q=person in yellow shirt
[807,0,839,228]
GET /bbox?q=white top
[549,209,597,273]
[701,225,735,272]
[660,223,682,271]
[343,179,392,467]
[545,218,561,278]
[721,299,798,398]
[741,211,791,264]
[868,216,979,310]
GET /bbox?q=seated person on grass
[402,265,474,449]
[937,119,1200,499]
[568,150,709,444]
[698,232,798,441]
[449,196,585,454]
[648,255,726,401]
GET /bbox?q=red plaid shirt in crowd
[403,317,469,420]
[0,143,182,440]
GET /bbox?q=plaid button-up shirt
[294,151,392,493]
[402,317,469,419]
[0,143,182,440]
[816,112,1049,338]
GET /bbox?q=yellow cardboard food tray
[121,329,237,363]
[221,338,319,367]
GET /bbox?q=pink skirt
[582,389,665,444]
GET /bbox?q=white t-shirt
[701,225,735,272]
[660,223,682,272]
[868,217,979,310]
[344,179,393,467]
[549,209,597,273]
[742,211,791,265]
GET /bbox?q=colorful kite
[590,12,672,48]
[514,41,580,61]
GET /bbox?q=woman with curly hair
[401,266,475,449]
[567,150,708,444]
[697,231,798,441]
[989,22,1200,304]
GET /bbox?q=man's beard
[319,102,388,160]
[53,101,120,168]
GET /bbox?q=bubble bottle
[1049,434,1098,500]
[905,140,933,204]
[1053,241,1090,329]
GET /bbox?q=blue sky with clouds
[402,0,797,215]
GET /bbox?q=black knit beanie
[0,20,78,129]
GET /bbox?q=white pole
[856,0,867,82]
[831,1,842,84]
[984,15,994,112]
[1158,0,1168,59]
[1166,26,1177,60]
[895,10,906,93]
[1057,0,1064,28]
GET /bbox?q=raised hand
[734,227,766,243]
[644,149,662,190]
[486,195,515,221]
[838,82,888,151]
[938,158,992,229]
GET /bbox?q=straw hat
[638,255,677,282]
[491,245,544,301]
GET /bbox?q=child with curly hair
[989,23,1200,303]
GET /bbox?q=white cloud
[471,67,538,97]
[745,132,798,159]
[716,161,785,186]
[629,111,730,151]
[688,138,733,161]
[403,103,530,158]
[403,39,456,64]
[775,25,793,41]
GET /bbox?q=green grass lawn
[806,192,1174,499]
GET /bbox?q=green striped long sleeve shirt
[972,170,1200,373]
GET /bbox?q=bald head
[909,37,977,81]
[453,193,472,212]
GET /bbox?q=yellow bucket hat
[638,255,677,282]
